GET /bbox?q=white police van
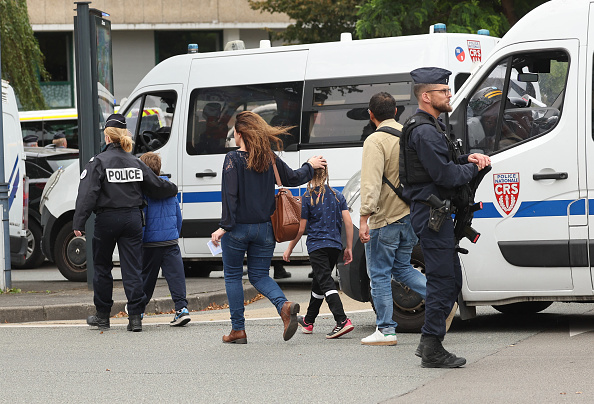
[40,30,498,281]
[1,80,28,267]
[340,0,594,331]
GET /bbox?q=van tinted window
[302,79,415,145]
[467,50,568,155]
[123,91,177,154]
[186,82,303,155]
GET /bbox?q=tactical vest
[399,112,459,186]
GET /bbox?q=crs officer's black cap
[53,132,65,139]
[410,67,452,85]
[23,134,38,143]
[105,113,127,129]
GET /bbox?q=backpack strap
[372,125,410,204]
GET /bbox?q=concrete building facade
[27,0,291,107]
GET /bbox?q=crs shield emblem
[493,173,519,215]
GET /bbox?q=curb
[0,285,259,324]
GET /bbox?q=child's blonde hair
[306,166,339,205]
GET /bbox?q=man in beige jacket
[359,92,427,346]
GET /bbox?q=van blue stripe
[180,186,346,204]
[8,156,19,209]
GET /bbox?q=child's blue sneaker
[170,307,191,327]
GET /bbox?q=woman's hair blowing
[234,111,293,173]
[104,127,134,153]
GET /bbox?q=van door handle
[533,172,568,180]
[196,171,217,178]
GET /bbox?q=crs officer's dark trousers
[410,203,462,338]
[93,208,146,315]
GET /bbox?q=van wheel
[492,301,553,315]
[14,220,45,269]
[392,245,426,333]
[184,262,220,278]
[369,245,426,333]
[54,221,87,282]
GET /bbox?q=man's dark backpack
[374,126,410,204]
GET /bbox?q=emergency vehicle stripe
[180,187,344,204]
[475,199,587,219]
[7,156,19,209]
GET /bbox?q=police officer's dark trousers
[93,208,146,315]
[411,203,462,338]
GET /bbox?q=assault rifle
[452,165,492,254]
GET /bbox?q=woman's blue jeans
[364,215,426,334]
[222,222,287,330]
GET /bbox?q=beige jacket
[360,119,410,229]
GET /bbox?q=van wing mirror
[517,73,539,82]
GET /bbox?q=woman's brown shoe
[222,329,247,344]
[280,301,300,341]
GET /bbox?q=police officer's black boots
[421,335,466,368]
[87,312,110,330]
[127,314,143,332]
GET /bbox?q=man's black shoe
[421,335,466,368]
[87,312,110,330]
[127,314,142,332]
[274,270,292,279]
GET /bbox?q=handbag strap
[271,158,283,187]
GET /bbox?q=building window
[36,32,74,109]
[155,31,222,63]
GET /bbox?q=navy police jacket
[73,143,178,230]
[402,110,478,203]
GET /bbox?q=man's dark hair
[369,92,396,122]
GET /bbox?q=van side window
[302,80,414,145]
[467,50,568,155]
[122,91,177,154]
[186,82,303,155]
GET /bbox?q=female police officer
[73,113,178,332]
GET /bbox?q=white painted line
[0,309,374,328]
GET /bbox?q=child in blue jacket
[140,152,190,326]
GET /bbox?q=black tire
[369,245,426,333]
[13,220,45,269]
[492,301,553,315]
[392,245,426,332]
[184,261,220,278]
[54,221,87,282]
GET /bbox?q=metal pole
[74,1,95,290]
[0,33,12,291]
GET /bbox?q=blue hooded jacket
[142,176,182,244]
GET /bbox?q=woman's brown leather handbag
[270,162,302,242]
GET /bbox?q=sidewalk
[0,269,257,323]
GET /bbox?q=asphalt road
[2,264,594,403]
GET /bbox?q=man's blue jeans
[222,222,287,330]
[365,215,426,334]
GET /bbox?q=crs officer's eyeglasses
[425,88,452,96]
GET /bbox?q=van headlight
[342,170,361,208]
[40,168,64,213]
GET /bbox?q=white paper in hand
[207,240,222,256]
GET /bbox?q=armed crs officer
[73,114,178,332]
[401,68,490,368]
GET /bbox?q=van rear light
[23,177,29,231]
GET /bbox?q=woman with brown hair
[211,111,326,344]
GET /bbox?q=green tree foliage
[356,0,548,39]
[248,0,364,44]
[0,0,48,110]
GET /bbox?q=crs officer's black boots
[420,335,466,368]
[127,314,143,332]
[87,312,110,330]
